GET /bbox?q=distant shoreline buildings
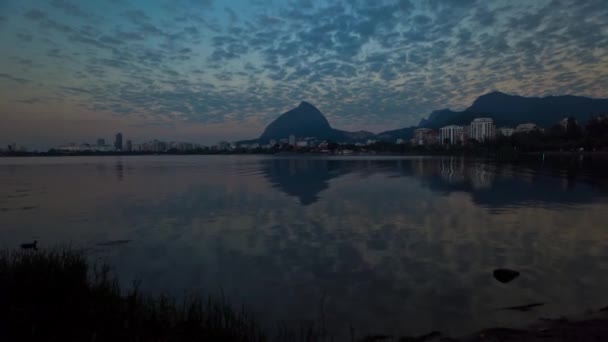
[53,133,205,153]
[412,116,556,146]
[3,113,604,155]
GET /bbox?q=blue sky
[1,0,607,148]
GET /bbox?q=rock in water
[493,268,520,283]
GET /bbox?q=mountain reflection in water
[1,155,608,338]
[262,156,608,207]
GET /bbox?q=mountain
[340,130,376,141]
[258,101,373,143]
[252,92,608,144]
[418,109,459,127]
[259,101,340,143]
[417,109,467,129]
[421,91,608,129]
[378,92,608,141]
[376,126,417,141]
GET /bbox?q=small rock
[493,268,520,283]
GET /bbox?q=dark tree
[512,130,543,151]
[586,115,608,138]
[565,117,582,140]
[549,124,566,139]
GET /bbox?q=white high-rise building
[440,125,464,145]
[288,134,296,146]
[470,118,495,141]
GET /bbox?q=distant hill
[340,130,376,141]
[418,109,459,127]
[250,93,608,144]
[259,102,338,143]
[376,126,417,141]
[421,91,608,129]
[258,102,374,143]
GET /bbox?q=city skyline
[2,98,606,152]
[1,0,607,149]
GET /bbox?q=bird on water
[20,240,38,251]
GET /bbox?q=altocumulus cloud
[1,0,607,135]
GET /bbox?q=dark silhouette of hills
[376,92,608,140]
[256,102,376,144]
[340,130,376,141]
[417,109,476,128]
[259,102,330,142]
[251,93,608,143]
[418,109,458,127]
[376,126,417,141]
[420,91,608,129]
[259,102,344,143]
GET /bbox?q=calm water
[2,155,608,337]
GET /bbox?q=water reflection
[115,160,124,181]
[261,156,607,207]
[1,156,608,338]
[262,158,354,205]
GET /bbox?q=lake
[1,155,608,338]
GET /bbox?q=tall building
[126,140,132,152]
[413,128,438,145]
[97,138,105,147]
[440,125,464,145]
[289,134,296,146]
[114,133,123,151]
[470,118,495,141]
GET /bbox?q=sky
[1,0,607,149]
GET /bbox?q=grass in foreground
[4,249,608,342]
[0,249,275,342]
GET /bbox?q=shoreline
[1,150,608,158]
[455,309,608,341]
[3,248,608,341]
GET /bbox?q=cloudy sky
[1,0,607,148]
